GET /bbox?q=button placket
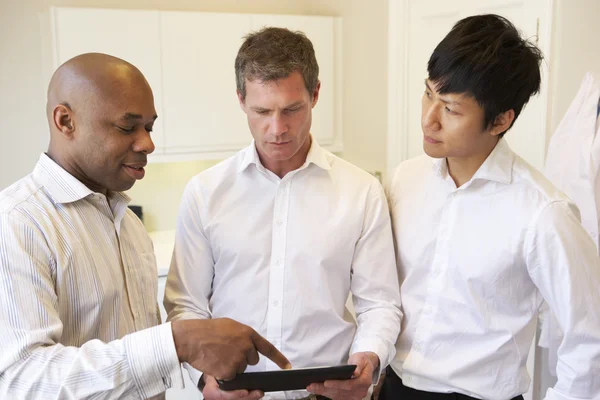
[410,193,457,356]
[265,179,291,370]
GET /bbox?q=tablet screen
[217,364,357,392]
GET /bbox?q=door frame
[386,0,555,173]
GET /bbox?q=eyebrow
[119,113,158,121]
[424,80,462,106]
[250,101,305,112]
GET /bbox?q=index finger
[250,331,291,370]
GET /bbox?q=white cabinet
[51,7,166,150]
[159,12,251,155]
[50,7,343,162]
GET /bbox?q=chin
[423,144,447,158]
[111,180,136,192]
[267,148,296,161]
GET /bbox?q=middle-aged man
[0,53,289,400]
[382,14,600,400]
[164,27,402,400]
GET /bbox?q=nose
[134,129,155,155]
[422,102,442,132]
[268,113,287,137]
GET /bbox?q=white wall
[0,0,388,196]
[547,0,600,136]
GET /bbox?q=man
[382,14,600,400]
[0,53,289,399]
[164,27,402,400]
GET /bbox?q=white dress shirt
[541,73,600,378]
[164,139,402,399]
[0,154,184,399]
[387,139,600,400]
[545,71,600,248]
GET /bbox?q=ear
[53,103,76,139]
[489,109,515,137]
[310,81,321,108]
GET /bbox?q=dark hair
[235,27,319,101]
[427,14,543,137]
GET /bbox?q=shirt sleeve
[0,213,184,399]
[163,178,214,322]
[349,180,403,379]
[163,179,215,386]
[524,200,600,400]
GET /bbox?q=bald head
[47,53,149,126]
[46,53,157,194]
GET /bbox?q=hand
[307,352,379,400]
[171,318,291,380]
[202,375,263,400]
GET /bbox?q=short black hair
[427,14,543,137]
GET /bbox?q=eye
[424,90,432,99]
[118,126,135,133]
[445,107,458,115]
[256,110,269,115]
[285,107,300,114]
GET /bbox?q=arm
[525,201,600,400]
[163,179,214,323]
[310,182,402,400]
[162,179,214,387]
[349,181,403,374]
[0,213,184,399]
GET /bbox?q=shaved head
[46,53,156,194]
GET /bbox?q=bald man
[0,53,289,399]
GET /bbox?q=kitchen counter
[148,229,175,277]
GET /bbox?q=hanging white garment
[541,72,600,376]
[545,71,600,247]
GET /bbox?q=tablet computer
[217,364,356,392]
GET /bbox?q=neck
[446,138,499,187]
[46,146,108,195]
[259,135,312,179]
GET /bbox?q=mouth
[123,163,147,180]
[424,135,441,144]
[270,141,291,146]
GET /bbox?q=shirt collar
[236,137,332,174]
[431,138,514,185]
[32,153,131,205]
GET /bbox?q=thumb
[348,354,367,377]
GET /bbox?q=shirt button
[276,220,283,225]
[273,300,279,307]
[275,259,281,265]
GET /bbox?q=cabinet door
[250,14,340,148]
[396,0,549,171]
[51,7,166,153]
[160,12,252,154]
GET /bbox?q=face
[421,79,500,160]
[69,74,157,193]
[238,71,319,168]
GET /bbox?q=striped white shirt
[0,154,184,399]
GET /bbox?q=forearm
[0,323,184,399]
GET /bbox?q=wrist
[171,320,187,363]
[365,351,380,369]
